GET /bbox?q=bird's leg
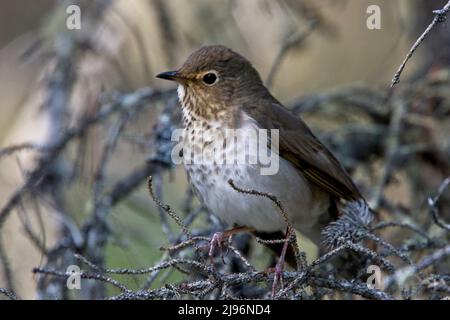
[208,232,225,261]
[272,227,291,298]
[209,226,253,263]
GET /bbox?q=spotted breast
[178,85,330,244]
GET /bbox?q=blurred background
[0,0,449,299]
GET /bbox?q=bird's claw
[209,232,227,264]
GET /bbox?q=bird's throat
[177,84,237,128]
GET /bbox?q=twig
[371,221,432,242]
[427,177,450,232]
[147,176,192,239]
[0,88,170,228]
[384,245,450,288]
[0,288,19,300]
[227,179,292,235]
[371,100,406,210]
[266,20,317,88]
[227,179,302,269]
[0,143,45,160]
[75,253,211,276]
[391,0,450,87]
[32,267,131,293]
[152,172,175,243]
[307,276,393,300]
[364,233,413,267]
[0,234,15,293]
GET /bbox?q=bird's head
[156,45,264,119]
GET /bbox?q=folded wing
[242,95,362,202]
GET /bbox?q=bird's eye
[202,72,218,86]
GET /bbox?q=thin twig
[266,20,317,88]
[391,0,450,87]
[0,288,19,300]
[371,100,406,210]
[147,176,192,239]
[75,253,211,276]
[384,245,450,288]
[427,177,450,232]
[227,179,302,268]
[32,267,131,293]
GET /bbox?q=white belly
[183,117,330,238]
[187,159,327,231]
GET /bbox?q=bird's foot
[271,227,291,298]
[271,259,285,298]
[207,227,254,265]
[209,232,228,264]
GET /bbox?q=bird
[156,45,369,292]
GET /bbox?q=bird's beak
[156,70,181,81]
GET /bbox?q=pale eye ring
[202,71,219,86]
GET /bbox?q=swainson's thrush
[157,45,367,278]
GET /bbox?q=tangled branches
[22,173,449,300]
[1,0,450,301]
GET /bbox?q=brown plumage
[156,45,367,267]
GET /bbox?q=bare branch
[391,0,450,87]
[428,177,450,232]
[0,288,19,300]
